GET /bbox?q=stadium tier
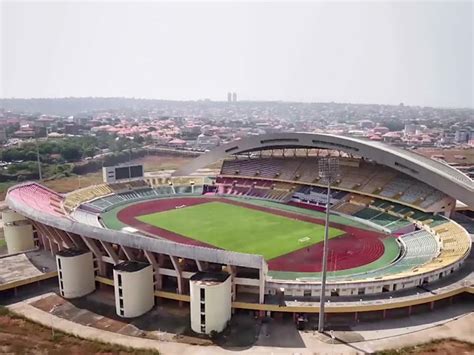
[220,157,456,212]
[4,133,473,308]
[8,182,66,217]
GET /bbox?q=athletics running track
[113,197,396,273]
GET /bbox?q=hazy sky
[1,1,473,107]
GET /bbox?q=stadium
[3,133,474,334]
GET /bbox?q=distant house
[196,134,220,150]
[13,128,35,139]
[168,138,187,148]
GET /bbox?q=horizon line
[1,96,473,111]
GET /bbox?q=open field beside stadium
[137,201,344,260]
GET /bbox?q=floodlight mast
[318,156,339,333]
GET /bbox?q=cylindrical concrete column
[2,210,27,223]
[2,210,34,254]
[190,272,231,334]
[56,249,96,298]
[113,261,154,318]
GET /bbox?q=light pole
[318,156,339,333]
[35,138,42,181]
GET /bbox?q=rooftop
[190,271,230,284]
[56,248,90,258]
[113,261,150,273]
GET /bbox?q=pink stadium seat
[8,183,65,217]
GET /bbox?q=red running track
[115,197,388,273]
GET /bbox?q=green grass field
[137,201,344,260]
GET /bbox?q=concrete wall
[56,251,96,298]
[113,265,154,318]
[190,277,232,334]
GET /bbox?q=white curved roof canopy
[174,133,474,207]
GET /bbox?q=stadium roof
[173,133,474,207]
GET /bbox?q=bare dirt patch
[133,155,194,172]
[43,172,103,194]
[415,147,474,164]
[0,309,159,354]
[378,338,474,355]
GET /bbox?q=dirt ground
[136,155,194,172]
[1,311,472,355]
[0,311,159,354]
[42,172,103,194]
[415,147,474,164]
[378,338,474,355]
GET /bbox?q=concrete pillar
[113,261,154,318]
[190,272,231,335]
[2,210,35,254]
[170,255,183,304]
[56,249,96,298]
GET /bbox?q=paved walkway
[0,250,56,285]
[6,294,474,355]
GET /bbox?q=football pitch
[137,201,344,260]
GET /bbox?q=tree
[1,148,27,162]
[39,141,59,155]
[60,144,83,161]
[144,134,154,145]
[25,151,38,162]
[381,120,404,132]
[133,134,144,144]
[83,146,97,158]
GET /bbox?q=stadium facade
[4,133,473,330]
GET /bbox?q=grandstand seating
[8,183,66,216]
[220,158,450,211]
[71,208,102,228]
[348,206,412,232]
[347,194,374,205]
[82,183,204,212]
[336,162,375,190]
[419,190,449,208]
[358,169,398,194]
[371,213,411,232]
[400,230,439,258]
[293,185,348,206]
[272,182,294,191]
[379,175,415,198]
[354,208,381,220]
[433,222,470,257]
[333,202,365,215]
[406,210,447,227]
[175,185,193,194]
[63,183,114,211]
[338,230,439,280]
